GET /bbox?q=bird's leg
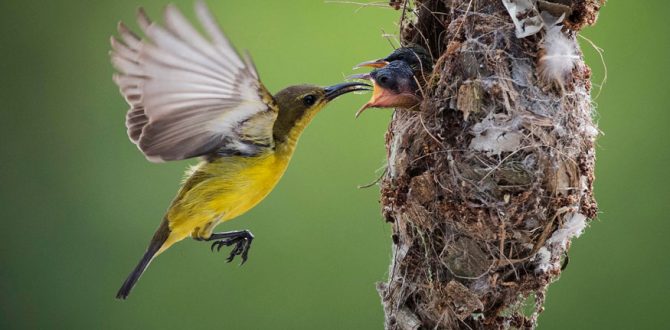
[194,230,254,264]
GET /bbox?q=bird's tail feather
[116,219,170,300]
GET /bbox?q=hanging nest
[377,0,603,329]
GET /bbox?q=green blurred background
[0,1,667,329]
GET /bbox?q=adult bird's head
[272,82,370,141]
[351,45,433,117]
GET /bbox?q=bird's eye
[303,95,317,106]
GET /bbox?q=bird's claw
[210,235,253,265]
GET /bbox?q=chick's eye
[303,95,317,106]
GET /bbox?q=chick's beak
[355,82,393,118]
[355,81,421,118]
[352,59,389,70]
[324,82,371,102]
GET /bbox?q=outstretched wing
[110,1,278,162]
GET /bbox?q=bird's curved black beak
[324,82,371,101]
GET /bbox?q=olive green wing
[110,1,278,162]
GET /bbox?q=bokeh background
[0,1,667,329]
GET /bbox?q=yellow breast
[158,114,307,253]
[164,148,292,245]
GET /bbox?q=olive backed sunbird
[110,1,370,299]
[350,46,433,117]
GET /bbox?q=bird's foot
[205,230,254,264]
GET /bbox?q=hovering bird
[110,1,369,299]
[351,45,433,117]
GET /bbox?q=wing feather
[194,1,246,70]
[110,1,277,162]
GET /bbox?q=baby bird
[352,45,433,117]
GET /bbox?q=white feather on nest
[538,23,580,85]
